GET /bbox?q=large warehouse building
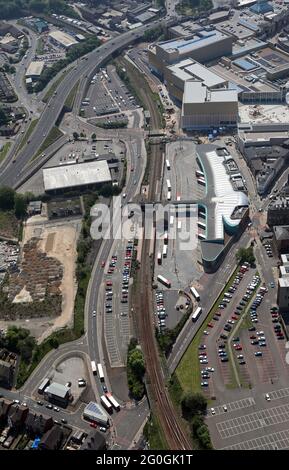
[181,81,238,130]
[43,161,112,193]
[148,30,233,78]
[25,61,45,81]
[49,30,78,49]
[164,58,228,103]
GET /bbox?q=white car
[211,408,216,415]
[223,405,228,412]
[92,310,96,317]
[203,330,209,335]
[265,393,271,401]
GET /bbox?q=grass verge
[0,142,11,163]
[42,69,71,103]
[16,119,39,156]
[143,413,168,450]
[64,80,79,110]
[32,126,63,161]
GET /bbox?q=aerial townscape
[0,0,289,456]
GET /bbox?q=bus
[38,378,50,395]
[198,233,206,240]
[166,159,171,170]
[197,221,206,229]
[106,393,120,411]
[162,244,168,258]
[157,252,162,265]
[191,307,202,322]
[100,395,113,412]
[91,361,97,375]
[157,275,171,288]
[167,191,171,201]
[169,215,174,227]
[196,170,204,177]
[167,179,171,191]
[97,363,104,382]
[197,178,206,186]
[164,232,168,245]
[190,286,200,302]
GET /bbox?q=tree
[14,193,27,218]
[181,392,207,420]
[128,349,145,378]
[0,186,15,211]
[73,132,79,141]
[236,246,255,265]
[0,107,8,126]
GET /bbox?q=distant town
[0,0,288,454]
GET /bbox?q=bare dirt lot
[0,215,81,342]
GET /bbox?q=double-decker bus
[97,363,105,382]
[157,275,171,288]
[91,361,97,375]
[190,286,200,301]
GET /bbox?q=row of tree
[0,325,36,363]
[34,36,100,93]
[0,0,76,20]
[0,186,30,218]
[181,391,213,449]
[127,338,146,400]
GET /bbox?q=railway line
[130,61,191,448]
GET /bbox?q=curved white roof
[206,150,248,240]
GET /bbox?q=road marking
[223,428,289,450]
[208,397,255,417]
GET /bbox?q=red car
[276,332,283,336]
[216,312,221,317]
[231,315,238,320]
[250,335,256,339]
[90,422,97,428]
[235,345,242,351]
[207,323,214,328]
[271,313,278,318]
[101,261,105,268]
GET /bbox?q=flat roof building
[43,160,112,193]
[165,58,228,103]
[148,30,233,78]
[44,382,70,406]
[25,61,45,80]
[181,81,238,130]
[49,30,78,49]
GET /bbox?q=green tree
[14,193,27,218]
[181,392,207,420]
[128,349,145,378]
[0,107,8,126]
[236,246,255,265]
[0,186,15,211]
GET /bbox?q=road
[0,17,175,189]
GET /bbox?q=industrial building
[43,160,112,193]
[44,382,70,407]
[83,401,109,426]
[25,61,45,80]
[181,82,238,130]
[148,30,233,78]
[49,30,78,49]
[164,58,228,103]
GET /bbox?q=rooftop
[25,61,45,77]
[157,30,230,55]
[183,81,238,104]
[49,30,78,48]
[43,161,111,192]
[45,382,70,399]
[167,59,227,89]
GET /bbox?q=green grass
[42,68,71,103]
[15,119,39,157]
[143,413,168,450]
[36,37,45,55]
[64,80,79,110]
[176,266,239,395]
[32,126,63,161]
[0,142,11,163]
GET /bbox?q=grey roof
[274,225,289,241]
[45,382,69,399]
[83,401,109,423]
[43,160,111,191]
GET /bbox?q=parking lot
[82,64,138,119]
[102,239,133,367]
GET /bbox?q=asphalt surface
[0,17,174,189]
